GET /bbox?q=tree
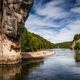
[18,23,55,52]
[74,34,80,41]
[75,42,80,50]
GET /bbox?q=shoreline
[0,60,21,65]
[22,50,55,59]
[0,50,55,65]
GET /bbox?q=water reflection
[1,49,80,80]
[0,64,21,80]
[0,59,44,80]
[75,50,80,62]
[16,59,43,80]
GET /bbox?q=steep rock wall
[0,0,33,64]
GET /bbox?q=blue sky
[25,0,80,43]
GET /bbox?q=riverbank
[0,51,21,65]
[0,50,55,65]
[22,50,55,59]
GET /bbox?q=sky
[25,0,80,43]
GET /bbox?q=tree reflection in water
[75,50,80,62]
[17,59,44,80]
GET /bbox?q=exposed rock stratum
[0,0,33,64]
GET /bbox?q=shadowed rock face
[3,0,33,38]
[0,0,33,64]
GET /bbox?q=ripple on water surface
[1,49,80,80]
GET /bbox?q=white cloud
[25,0,80,43]
[25,14,60,30]
[71,7,80,14]
[35,0,69,19]
[76,0,80,4]
[53,19,80,43]
[26,16,80,43]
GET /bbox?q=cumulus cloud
[76,0,80,4]
[71,7,80,14]
[35,0,69,19]
[55,19,80,43]
[25,0,80,43]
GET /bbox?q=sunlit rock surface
[0,0,33,64]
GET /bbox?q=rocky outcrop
[0,0,33,64]
[71,39,80,49]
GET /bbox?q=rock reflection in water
[0,59,43,80]
[0,64,21,80]
[75,50,80,62]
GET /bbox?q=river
[1,49,80,80]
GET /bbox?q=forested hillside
[71,34,80,49]
[18,23,55,52]
[54,34,80,49]
[54,41,72,48]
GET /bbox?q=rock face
[71,39,80,49]
[0,0,33,64]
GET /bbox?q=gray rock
[0,0,33,64]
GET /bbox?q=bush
[75,42,80,49]
[18,23,55,52]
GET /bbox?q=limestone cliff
[0,0,33,64]
[71,34,80,49]
[71,39,80,49]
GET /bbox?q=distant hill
[54,41,72,48]
[18,23,55,52]
[54,34,80,49]
[18,23,80,51]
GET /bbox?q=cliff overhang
[0,0,33,64]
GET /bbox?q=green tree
[18,23,55,52]
[74,34,80,41]
[75,42,80,49]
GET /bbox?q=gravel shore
[22,50,55,59]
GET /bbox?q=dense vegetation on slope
[18,23,80,50]
[18,23,55,52]
[73,34,80,41]
[73,34,80,49]
[75,42,80,49]
[54,41,72,48]
[54,34,80,49]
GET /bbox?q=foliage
[54,41,72,48]
[18,23,55,52]
[75,42,80,49]
[74,34,80,41]
[55,34,80,49]
[73,34,80,49]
